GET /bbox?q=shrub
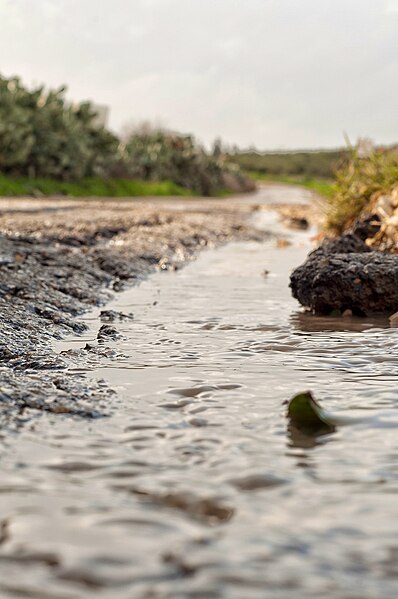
[0,73,253,196]
[0,75,118,180]
[117,129,253,196]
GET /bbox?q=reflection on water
[292,310,391,333]
[0,188,398,598]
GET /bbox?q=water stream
[0,186,398,598]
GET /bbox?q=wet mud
[0,194,270,425]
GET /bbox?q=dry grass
[325,147,398,233]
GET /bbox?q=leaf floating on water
[287,391,336,434]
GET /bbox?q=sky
[0,0,397,150]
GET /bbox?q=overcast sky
[0,0,397,149]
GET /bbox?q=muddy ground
[0,194,282,427]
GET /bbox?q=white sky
[0,0,397,149]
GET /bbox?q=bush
[0,73,254,197]
[0,75,118,181]
[116,129,253,196]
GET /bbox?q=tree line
[0,74,252,196]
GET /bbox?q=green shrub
[0,75,118,180]
[0,73,253,197]
[117,129,253,196]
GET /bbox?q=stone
[97,324,119,341]
[100,310,134,322]
[287,217,309,230]
[290,235,398,315]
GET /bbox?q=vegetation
[231,149,346,180]
[325,147,398,232]
[249,172,334,198]
[0,174,190,198]
[0,73,252,197]
[0,76,117,181]
[116,129,254,196]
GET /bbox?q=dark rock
[287,217,309,231]
[314,233,371,255]
[351,214,381,240]
[290,234,398,315]
[100,310,134,322]
[97,324,119,341]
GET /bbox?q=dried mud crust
[0,196,267,424]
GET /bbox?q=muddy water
[1,188,398,598]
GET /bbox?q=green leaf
[287,391,336,434]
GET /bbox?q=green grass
[249,172,335,198]
[0,174,192,198]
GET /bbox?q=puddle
[0,186,397,598]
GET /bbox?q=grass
[249,171,335,198]
[325,149,398,233]
[0,174,192,198]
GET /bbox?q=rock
[287,217,309,230]
[290,234,398,315]
[351,214,381,241]
[315,233,371,255]
[97,324,119,341]
[100,309,134,322]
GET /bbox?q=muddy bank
[0,195,271,424]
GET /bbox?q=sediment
[0,196,266,425]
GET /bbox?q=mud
[0,195,269,423]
